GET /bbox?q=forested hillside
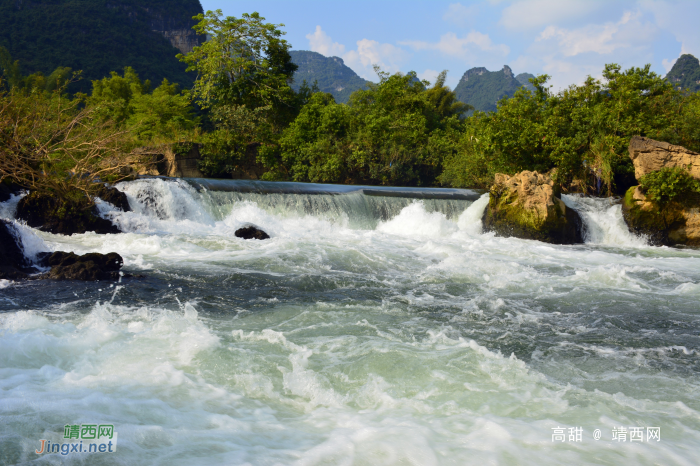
[666,54,700,93]
[0,0,203,92]
[289,51,370,103]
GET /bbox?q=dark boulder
[38,251,124,280]
[235,225,270,240]
[16,191,121,235]
[0,220,37,279]
[96,185,131,212]
[0,181,23,203]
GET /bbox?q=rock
[38,251,124,280]
[0,220,37,279]
[0,181,23,203]
[628,136,700,181]
[16,191,121,235]
[622,186,700,247]
[129,143,204,178]
[483,171,584,244]
[96,185,131,212]
[235,225,270,240]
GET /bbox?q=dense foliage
[441,64,700,192]
[639,167,700,210]
[269,69,469,186]
[0,0,201,94]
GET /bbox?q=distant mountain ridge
[289,50,370,104]
[665,54,700,93]
[453,65,534,114]
[0,0,203,92]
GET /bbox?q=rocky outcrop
[235,225,270,240]
[0,220,36,279]
[0,182,23,203]
[96,185,131,212]
[483,171,583,244]
[130,143,204,178]
[622,137,700,247]
[628,136,700,181]
[38,251,124,281]
[16,192,121,235]
[622,186,700,247]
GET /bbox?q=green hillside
[453,65,532,113]
[665,54,700,93]
[516,72,536,92]
[289,50,370,104]
[0,0,203,92]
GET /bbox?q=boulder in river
[38,251,124,280]
[0,181,23,203]
[0,220,36,279]
[628,136,700,181]
[483,171,584,244]
[96,185,131,212]
[235,225,270,240]
[622,137,700,247]
[622,185,700,247]
[16,191,121,235]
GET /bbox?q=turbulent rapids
[1,178,700,465]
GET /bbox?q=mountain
[454,65,533,113]
[665,54,700,93]
[0,0,203,92]
[289,50,370,104]
[516,73,536,92]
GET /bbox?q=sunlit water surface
[1,179,699,465]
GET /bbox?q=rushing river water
[1,178,699,466]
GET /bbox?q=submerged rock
[622,186,700,247]
[96,185,131,212]
[483,171,583,244]
[0,181,23,203]
[16,191,121,235]
[0,220,36,279]
[38,251,124,280]
[628,136,700,180]
[235,225,270,240]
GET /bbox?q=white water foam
[562,194,648,247]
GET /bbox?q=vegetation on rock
[665,54,700,93]
[483,171,583,244]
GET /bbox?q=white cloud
[662,57,677,73]
[418,69,441,84]
[535,11,654,57]
[343,39,410,80]
[640,0,700,61]
[518,10,659,90]
[305,26,408,81]
[306,25,346,57]
[500,0,602,31]
[443,3,479,27]
[400,31,509,59]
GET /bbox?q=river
[1,178,699,465]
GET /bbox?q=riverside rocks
[622,137,700,247]
[622,185,700,247]
[38,251,124,280]
[235,225,270,240]
[0,220,125,280]
[628,136,700,180]
[15,188,126,235]
[0,220,35,279]
[483,171,583,244]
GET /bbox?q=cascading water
[1,178,699,466]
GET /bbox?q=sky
[199,0,699,91]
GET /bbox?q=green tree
[273,68,463,186]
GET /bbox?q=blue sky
[199,1,699,91]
